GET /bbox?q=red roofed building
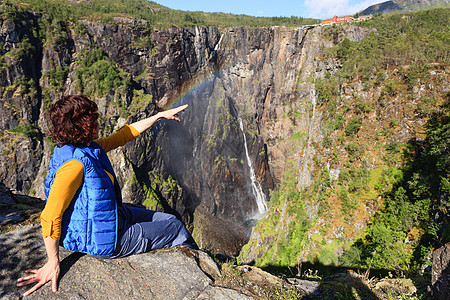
[321,15,354,25]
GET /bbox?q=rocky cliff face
[238,18,449,265]
[432,243,450,300]
[0,12,43,194]
[1,5,445,260]
[2,11,336,254]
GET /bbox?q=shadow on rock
[2,224,252,299]
[0,225,46,299]
[58,252,86,282]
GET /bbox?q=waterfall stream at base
[238,118,268,217]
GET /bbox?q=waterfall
[237,117,268,215]
[214,34,224,52]
[212,33,224,59]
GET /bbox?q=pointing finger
[174,104,188,112]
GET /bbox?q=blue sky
[156,0,383,19]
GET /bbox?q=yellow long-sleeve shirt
[40,124,140,240]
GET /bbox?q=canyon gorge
[1,4,448,269]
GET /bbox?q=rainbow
[165,67,224,110]
[165,33,227,109]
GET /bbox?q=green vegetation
[75,48,130,97]
[4,37,35,60]
[3,0,319,28]
[7,122,39,139]
[322,8,450,80]
[239,169,311,267]
[241,9,449,284]
[311,9,450,273]
[344,116,363,136]
[340,99,449,272]
[265,286,303,300]
[44,65,69,91]
[140,170,183,212]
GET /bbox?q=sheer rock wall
[0,11,372,254]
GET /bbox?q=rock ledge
[1,225,251,299]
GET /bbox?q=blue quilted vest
[44,141,121,257]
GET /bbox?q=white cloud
[304,0,381,18]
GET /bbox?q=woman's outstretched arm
[17,237,60,296]
[95,104,188,152]
[131,104,188,134]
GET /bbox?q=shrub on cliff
[344,116,363,136]
[7,122,39,140]
[323,8,450,81]
[343,98,449,271]
[75,48,130,97]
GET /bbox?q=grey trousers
[109,204,198,258]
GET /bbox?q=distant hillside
[1,0,319,28]
[360,0,449,15]
[359,1,401,14]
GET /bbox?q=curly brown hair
[48,95,99,146]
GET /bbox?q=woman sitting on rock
[17,95,198,296]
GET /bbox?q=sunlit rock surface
[1,225,251,300]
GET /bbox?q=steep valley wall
[1,15,314,254]
[1,11,447,259]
